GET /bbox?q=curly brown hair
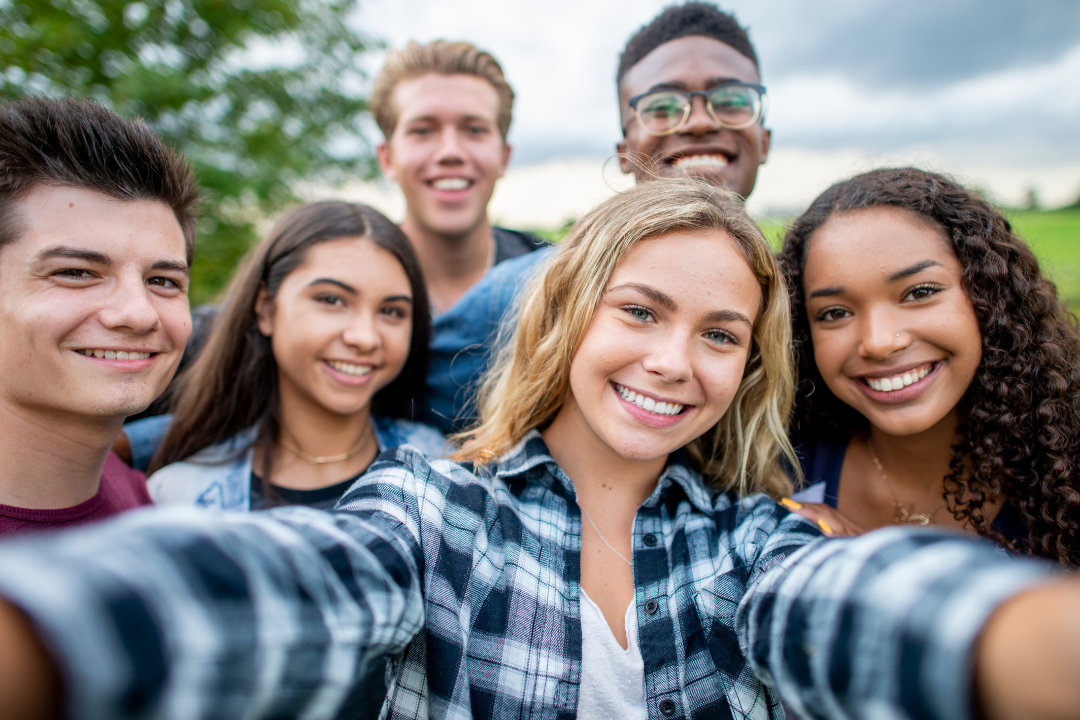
[779,167,1080,565]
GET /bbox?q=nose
[679,94,720,136]
[857,308,911,360]
[641,329,694,383]
[433,127,466,165]
[341,310,381,353]
[97,273,161,335]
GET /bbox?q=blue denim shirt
[420,245,553,433]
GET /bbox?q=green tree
[0,0,373,304]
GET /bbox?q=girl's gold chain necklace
[866,439,947,525]
[278,423,373,465]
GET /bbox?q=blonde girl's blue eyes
[705,328,738,345]
[624,305,654,322]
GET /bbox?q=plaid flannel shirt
[0,432,1056,720]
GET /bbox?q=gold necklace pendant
[891,503,934,525]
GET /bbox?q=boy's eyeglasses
[625,82,767,136]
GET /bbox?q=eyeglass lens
[636,85,762,134]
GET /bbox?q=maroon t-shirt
[0,452,152,537]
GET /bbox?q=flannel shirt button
[645,598,659,614]
[659,697,678,716]
[643,533,657,546]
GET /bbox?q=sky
[339,0,1080,225]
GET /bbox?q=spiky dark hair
[617,2,758,86]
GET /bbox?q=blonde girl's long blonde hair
[455,177,798,498]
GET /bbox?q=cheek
[383,322,413,369]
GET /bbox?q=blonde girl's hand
[779,498,866,537]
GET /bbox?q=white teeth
[431,177,470,191]
[867,364,932,392]
[77,349,151,360]
[614,383,684,416]
[672,154,729,170]
[327,360,373,377]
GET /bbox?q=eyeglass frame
[623,81,768,137]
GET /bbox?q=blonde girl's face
[565,229,762,462]
[256,237,413,419]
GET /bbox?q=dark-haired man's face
[0,186,191,426]
[617,35,770,198]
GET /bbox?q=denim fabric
[423,246,554,433]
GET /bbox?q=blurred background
[2,0,1079,305]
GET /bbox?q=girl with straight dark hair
[779,167,1080,564]
[148,201,444,512]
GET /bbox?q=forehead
[612,228,762,317]
[619,35,761,103]
[5,185,185,263]
[391,73,500,124]
[288,237,409,283]
[804,206,955,284]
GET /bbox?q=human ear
[376,141,395,181]
[254,285,275,337]
[760,127,771,164]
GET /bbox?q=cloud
[759,0,1080,88]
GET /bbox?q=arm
[0,599,60,720]
[0,478,427,719]
[738,527,1062,720]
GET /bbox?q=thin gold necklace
[866,439,947,525]
[278,423,373,465]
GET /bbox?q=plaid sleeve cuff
[739,527,1061,720]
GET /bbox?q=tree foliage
[0,0,373,303]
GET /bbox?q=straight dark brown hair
[149,202,430,486]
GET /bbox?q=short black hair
[617,2,759,86]
[0,96,200,263]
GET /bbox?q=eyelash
[813,307,850,323]
[903,283,942,302]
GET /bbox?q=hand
[779,499,866,537]
[0,599,61,720]
[976,581,1080,720]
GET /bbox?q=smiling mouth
[862,362,935,392]
[670,154,730,171]
[75,349,154,360]
[615,383,685,416]
[325,359,373,377]
[430,177,472,191]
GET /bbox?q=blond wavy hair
[370,40,515,140]
[455,177,797,498]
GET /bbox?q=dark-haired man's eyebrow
[308,278,356,294]
[33,247,111,265]
[150,260,189,275]
[704,309,753,327]
[809,286,844,299]
[608,283,678,313]
[887,260,942,282]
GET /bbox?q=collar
[494,430,715,515]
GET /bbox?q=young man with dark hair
[616,1,770,199]
[0,97,197,535]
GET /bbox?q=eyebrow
[609,283,678,313]
[704,309,754,327]
[33,247,111,265]
[887,259,942,282]
[808,286,844,299]
[646,77,744,93]
[150,260,189,275]
[383,294,412,304]
[309,278,356,293]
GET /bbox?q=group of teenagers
[0,3,1079,720]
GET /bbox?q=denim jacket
[147,415,446,511]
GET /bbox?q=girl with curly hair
[779,167,1080,564]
